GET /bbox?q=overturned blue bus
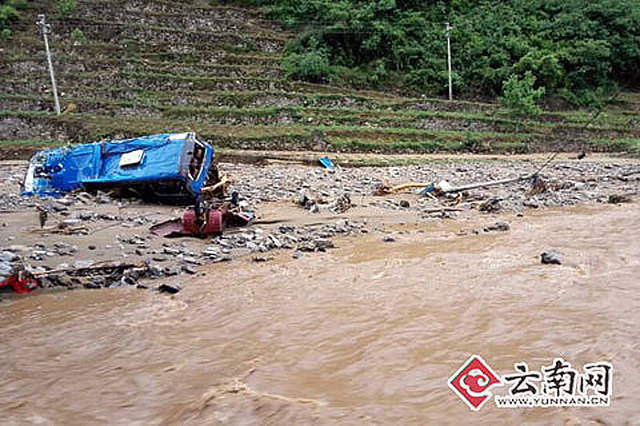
[23,132,219,203]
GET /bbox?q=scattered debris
[479,198,502,213]
[485,221,510,232]
[529,175,547,195]
[541,250,563,265]
[37,206,48,228]
[296,190,320,212]
[375,155,558,200]
[151,197,254,238]
[328,193,352,214]
[1,153,637,295]
[158,283,181,294]
[608,194,632,204]
[0,266,38,293]
[252,256,272,263]
[152,207,225,238]
[297,238,335,252]
[319,156,336,172]
[373,181,432,196]
[459,221,510,235]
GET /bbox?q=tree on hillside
[248,0,640,105]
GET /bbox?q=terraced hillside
[1,0,639,160]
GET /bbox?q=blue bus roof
[23,133,212,198]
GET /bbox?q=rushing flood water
[1,203,639,424]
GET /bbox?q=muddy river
[1,202,638,424]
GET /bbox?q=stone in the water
[147,264,163,278]
[84,281,102,289]
[163,265,181,276]
[74,260,94,269]
[298,238,335,252]
[541,250,563,265]
[181,264,198,275]
[484,222,510,233]
[479,198,501,213]
[608,194,632,204]
[158,283,181,294]
[0,251,18,263]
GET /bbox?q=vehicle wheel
[194,195,206,218]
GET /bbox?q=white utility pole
[36,14,61,115]
[445,22,453,101]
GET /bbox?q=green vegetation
[501,72,545,116]
[0,0,27,38]
[0,139,63,146]
[71,28,86,44]
[56,0,76,17]
[247,0,640,106]
[281,40,331,82]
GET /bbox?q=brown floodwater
[1,203,639,424]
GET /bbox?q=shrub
[71,27,85,43]
[56,0,76,17]
[0,0,27,34]
[500,72,545,116]
[281,39,332,83]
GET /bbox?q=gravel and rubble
[224,160,640,213]
[0,158,638,294]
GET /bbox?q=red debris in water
[0,274,38,294]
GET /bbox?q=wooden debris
[373,181,432,195]
[32,261,142,278]
[202,173,229,197]
[31,225,90,235]
[375,153,559,197]
[423,207,463,214]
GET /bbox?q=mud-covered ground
[0,156,638,294]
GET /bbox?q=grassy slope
[0,0,638,159]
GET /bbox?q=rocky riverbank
[1,157,638,294]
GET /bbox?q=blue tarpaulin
[23,133,214,200]
[319,156,336,172]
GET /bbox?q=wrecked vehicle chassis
[22,132,220,204]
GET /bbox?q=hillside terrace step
[3,86,634,135]
[77,0,267,18]
[62,7,292,37]
[1,91,512,127]
[2,59,282,79]
[6,28,285,55]
[2,111,634,155]
[2,51,281,67]
[0,111,537,140]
